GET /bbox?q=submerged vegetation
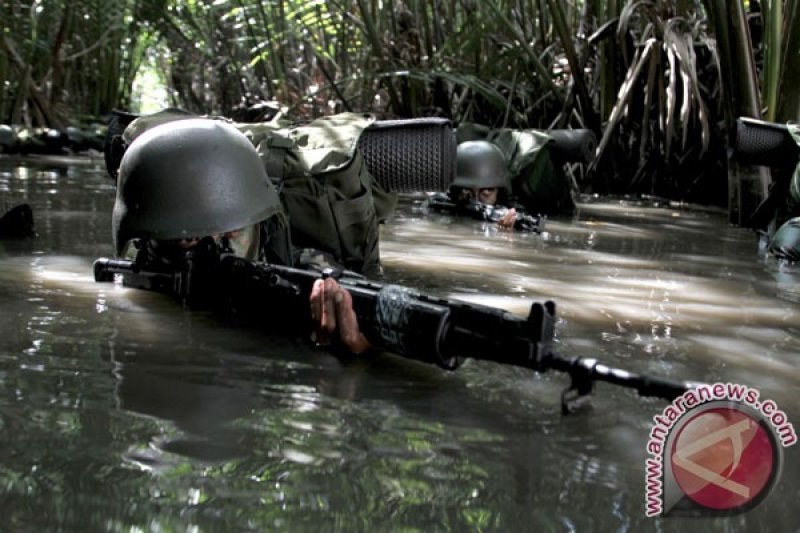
[1,0,799,221]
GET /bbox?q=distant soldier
[425,140,543,232]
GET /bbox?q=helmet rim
[112,118,283,256]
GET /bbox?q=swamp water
[0,156,797,532]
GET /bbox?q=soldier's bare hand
[497,207,517,228]
[310,278,371,354]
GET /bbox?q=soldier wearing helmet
[452,140,511,205]
[113,117,369,353]
[426,140,524,229]
[114,118,289,262]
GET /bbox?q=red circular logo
[670,407,776,511]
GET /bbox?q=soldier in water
[111,117,370,354]
[425,140,543,232]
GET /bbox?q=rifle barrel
[93,255,702,412]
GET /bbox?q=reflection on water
[0,157,797,531]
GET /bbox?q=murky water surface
[0,156,797,531]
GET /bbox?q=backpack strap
[259,135,296,180]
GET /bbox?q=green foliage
[3,0,800,213]
[0,3,697,124]
[0,0,155,127]
[703,0,800,224]
[774,0,800,123]
[589,1,724,201]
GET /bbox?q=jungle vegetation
[1,0,799,223]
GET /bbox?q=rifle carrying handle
[733,117,799,166]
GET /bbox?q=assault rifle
[93,240,698,413]
[425,194,545,233]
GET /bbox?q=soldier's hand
[310,277,371,354]
[497,207,517,228]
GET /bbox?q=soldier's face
[456,187,498,205]
[155,224,260,260]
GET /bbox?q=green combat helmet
[112,118,284,258]
[453,140,511,192]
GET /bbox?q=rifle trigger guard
[561,357,596,415]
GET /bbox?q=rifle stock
[93,250,700,413]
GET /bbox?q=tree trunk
[776,0,800,123]
[704,0,770,226]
